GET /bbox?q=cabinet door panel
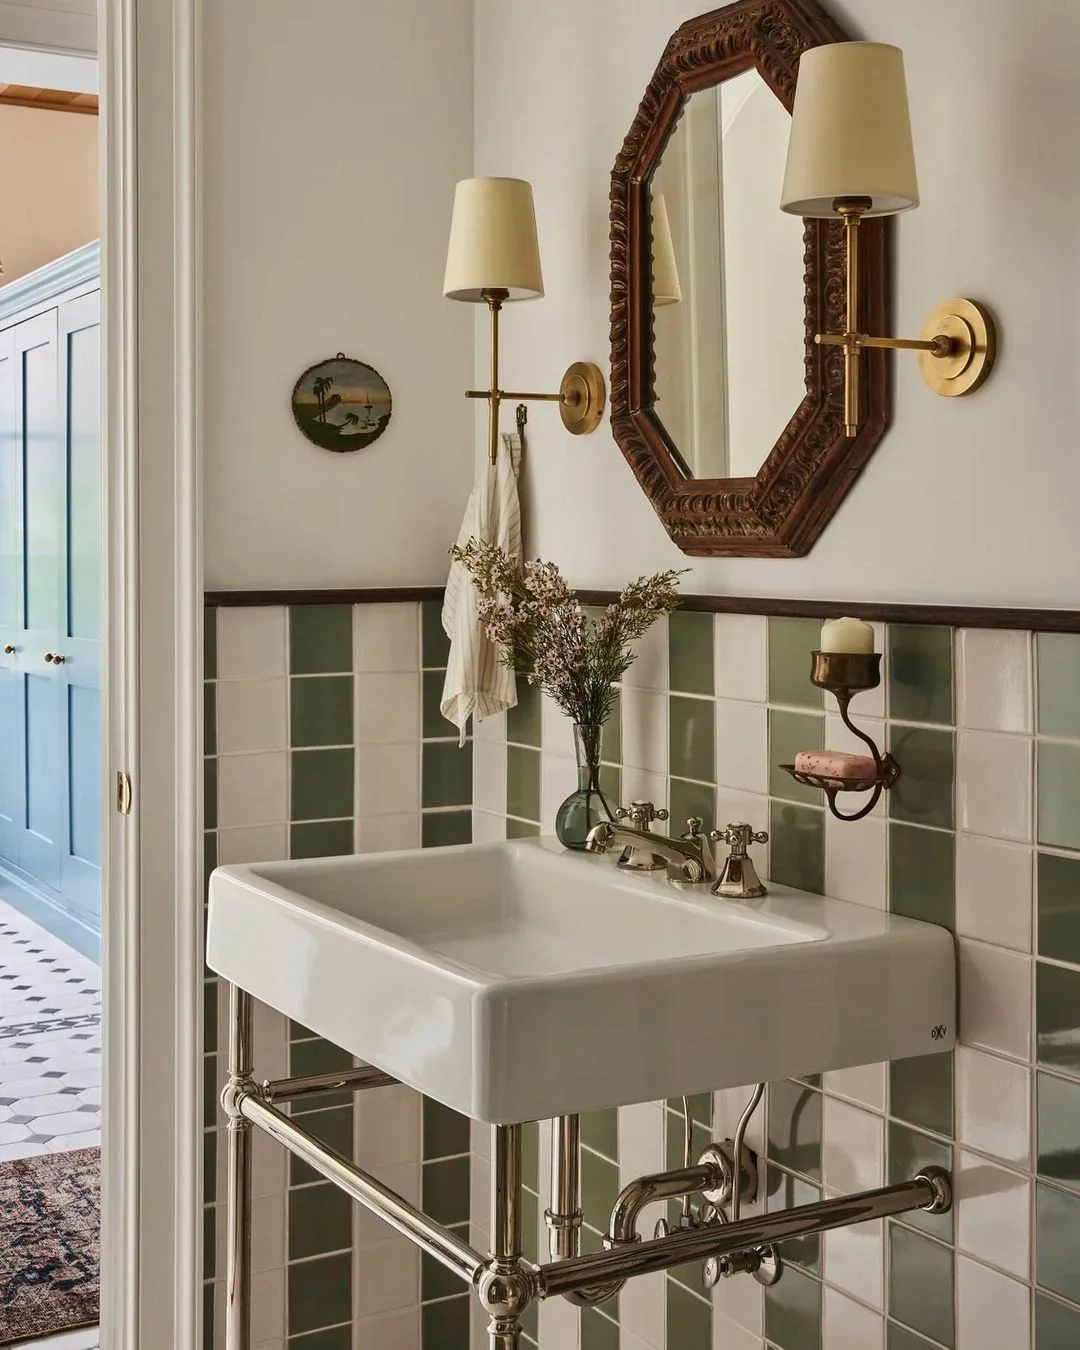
[0,667,22,860]
[22,669,61,890]
[0,326,21,864]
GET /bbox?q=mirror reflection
[650,71,806,480]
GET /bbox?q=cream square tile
[355,1163,420,1245]
[624,769,668,822]
[623,615,668,692]
[541,752,578,828]
[823,1097,884,1194]
[712,1254,764,1334]
[353,1309,419,1350]
[710,1313,762,1350]
[956,834,1033,952]
[824,1217,884,1310]
[217,607,286,681]
[824,712,887,818]
[957,731,1032,842]
[471,1119,490,1160]
[957,629,1032,734]
[623,1325,667,1350]
[956,1254,1031,1350]
[472,809,506,845]
[956,1150,1031,1280]
[824,1063,886,1113]
[253,1004,289,1081]
[217,751,287,828]
[541,692,575,757]
[473,735,507,815]
[216,678,287,754]
[538,1287,581,1350]
[474,707,506,744]
[716,699,767,794]
[357,812,417,853]
[249,1266,285,1345]
[216,824,288,865]
[621,1270,667,1350]
[251,1191,285,1272]
[619,1103,666,1239]
[957,1046,1030,1167]
[355,1088,420,1168]
[958,939,1032,1061]
[622,687,668,775]
[355,672,420,745]
[252,1119,286,1198]
[714,1085,767,1162]
[714,788,770,852]
[470,1149,491,1236]
[825,813,887,910]
[353,602,419,672]
[824,1286,884,1350]
[356,743,420,816]
[353,1235,420,1315]
[714,614,767,703]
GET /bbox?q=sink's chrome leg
[223,985,254,1350]
[484,1123,526,1350]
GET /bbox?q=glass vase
[554,722,616,851]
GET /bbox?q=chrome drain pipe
[545,1115,583,1261]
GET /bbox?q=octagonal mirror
[609,0,893,557]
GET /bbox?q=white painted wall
[474,0,1080,608]
[202,0,474,590]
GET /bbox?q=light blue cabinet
[0,245,101,934]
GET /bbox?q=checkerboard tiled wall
[202,599,472,1350]
[472,612,1080,1350]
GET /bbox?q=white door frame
[99,0,203,1345]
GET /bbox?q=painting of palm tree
[292,354,393,453]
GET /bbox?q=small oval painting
[292,353,392,453]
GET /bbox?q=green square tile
[602,692,622,764]
[291,675,353,748]
[203,1280,215,1350]
[769,617,823,709]
[667,1092,713,1128]
[769,802,825,895]
[507,679,542,747]
[291,748,354,822]
[204,606,217,679]
[289,1039,354,1115]
[507,745,541,822]
[669,610,715,697]
[889,823,955,930]
[764,1261,823,1350]
[203,1127,217,1204]
[290,604,353,675]
[582,1108,618,1162]
[506,817,540,840]
[667,1279,712,1350]
[289,1328,353,1350]
[521,1186,540,1266]
[287,1251,352,1336]
[670,695,715,784]
[422,668,451,739]
[522,1119,539,1193]
[423,740,473,808]
[1038,1071,1080,1191]
[423,810,472,848]
[889,626,954,725]
[423,1156,471,1226]
[887,1324,938,1350]
[1038,1180,1080,1304]
[423,1224,471,1301]
[768,1078,822,1179]
[203,1054,218,1128]
[291,819,353,859]
[666,1108,711,1174]
[204,756,217,830]
[1035,1291,1080,1349]
[1038,633,1080,739]
[289,1181,352,1260]
[421,1295,470,1350]
[769,708,824,805]
[599,762,621,807]
[204,979,218,1054]
[290,1107,353,1185]
[1039,852,1080,965]
[204,681,216,756]
[669,779,716,839]
[423,1098,471,1160]
[582,1147,620,1234]
[1038,961,1080,1076]
[422,598,451,669]
[766,1165,822,1273]
[1039,741,1080,851]
[890,1052,954,1138]
[888,1120,954,1240]
[203,1199,216,1279]
[889,726,955,829]
[204,829,218,898]
[888,1224,954,1348]
[582,1305,620,1350]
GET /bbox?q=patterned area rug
[0,1146,99,1344]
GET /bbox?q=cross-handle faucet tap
[709,822,769,899]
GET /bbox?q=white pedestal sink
[206,837,954,1123]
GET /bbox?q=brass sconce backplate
[559,361,606,435]
[918,298,996,398]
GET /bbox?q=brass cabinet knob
[44,652,66,665]
[3,644,14,655]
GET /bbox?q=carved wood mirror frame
[609,0,892,557]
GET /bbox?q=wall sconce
[443,177,606,463]
[780,42,996,436]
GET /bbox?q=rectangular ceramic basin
[206,838,955,1123]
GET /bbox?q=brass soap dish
[779,651,900,823]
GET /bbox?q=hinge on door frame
[115,770,133,815]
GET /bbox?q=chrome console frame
[222,981,953,1349]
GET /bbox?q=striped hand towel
[440,432,522,744]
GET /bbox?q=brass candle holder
[780,651,900,823]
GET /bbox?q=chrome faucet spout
[584,822,617,854]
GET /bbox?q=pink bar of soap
[794,749,877,787]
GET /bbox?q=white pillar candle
[819,616,875,654]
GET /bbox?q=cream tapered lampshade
[780,42,919,218]
[650,192,682,306]
[443,177,544,302]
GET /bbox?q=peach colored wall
[0,104,98,283]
